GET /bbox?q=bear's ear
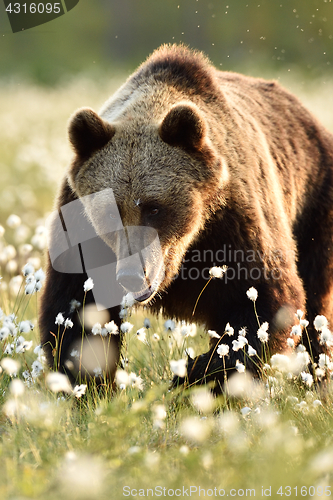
[68,108,115,158]
[159,104,207,151]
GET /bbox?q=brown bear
[40,44,333,391]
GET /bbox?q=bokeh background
[0,0,333,244]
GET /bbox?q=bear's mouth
[132,286,155,303]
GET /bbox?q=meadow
[1,74,333,499]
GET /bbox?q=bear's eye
[149,208,159,216]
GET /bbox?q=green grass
[1,76,333,500]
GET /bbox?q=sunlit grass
[1,75,333,499]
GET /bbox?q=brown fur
[40,44,333,391]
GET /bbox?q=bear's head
[67,103,226,302]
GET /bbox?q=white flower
[314,315,328,331]
[104,321,119,334]
[115,369,129,388]
[31,360,43,378]
[144,318,151,328]
[248,345,257,357]
[10,379,25,397]
[191,387,215,413]
[25,280,36,295]
[209,266,227,279]
[240,406,251,416]
[6,214,21,228]
[4,343,14,355]
[217,344,229,357]
[238,327,247,337]
[164,319,175,331]
[300,371,313,387]
[291,324,302,336]
[208,330,221,339]
[46,372,72,393]
[293,351,310,373]
[319,327,333,346]
[0,225,4,237]
[18,320,33,334]
[130,373,144,391]
[235,360,245,373]
[270,353,291,372]
[64,318,73,329]
[70,349,80,359]
[121,293,135,308]
[120,321,133,334]
[153,333,160,341]
[287,338,295,348]
[296,310,304,320]
[136,328,146,343]
[246,287,258,302]
[0,358,20,376]
[34,268,45,283]
[318,353,333,371]
[91,323,102,335]
[180,322,197,337]
[170,359,187,378]
[55,313,65,325]
[225,323,234,336]
[73,384,87,398]
[153,404,167,421]
[300,319,309,328]
[232,339,243,352]
[69,299,81,313]
[257,326,269,343]
[16,340,33,353]
[0,326,10,341]
[93,367,102,378]
[83,277,94,292]
[22,262,35,277]
[313,399,322,407]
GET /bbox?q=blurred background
[0,0,333,234]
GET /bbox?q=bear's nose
[116,267,146,293]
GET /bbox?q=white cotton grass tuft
[120,321,133,334]
[170,359,187,378]
[1,357,20,376]
[209,265,227,279]
[73,384,87,399]
[235,360,245,373]
[246,286,258,302]
[9,379,25,397]
[136,328,146,343]
[191,387,215,414]
[224,323,234,336]
[217,344,229,357]
[6,214,21,228]
[83,277,94,292]
[300,371,314,387]
[121,292,136,308]
[46,372,72,393]
[64,318,73,329]
[270,353,291,373]
[55,313,65,325]
[104,320,119,334]
[313,315,328,331]
[208,330,221,339]
[257,322,269,343]
[291,324,302,336]
[247,345,257,357]
[91,323,102,336]
[22,262,35,277]
[179,416,212,443]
